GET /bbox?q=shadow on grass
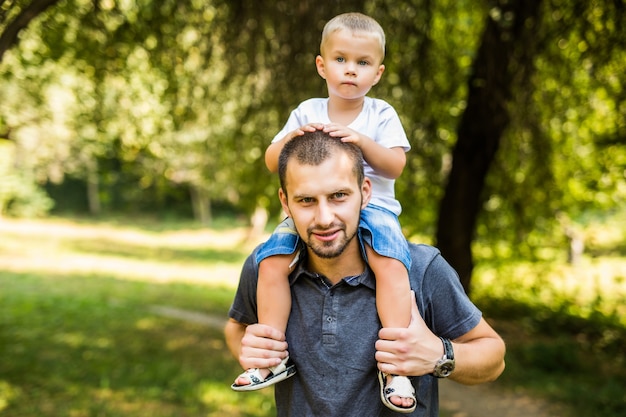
[0,271,275,417]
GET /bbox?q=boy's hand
[290,123,325,140]
[238,323,289,370]
[323,123,365,146]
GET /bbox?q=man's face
[279,152,371,260]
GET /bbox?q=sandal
[231,357,296,391]
[378,371,417,413]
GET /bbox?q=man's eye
[333,192,347,199]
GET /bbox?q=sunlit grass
[0,217,256,286]
[0,217,274,417]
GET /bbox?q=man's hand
[375,291,443,377]
[238,323,289,371]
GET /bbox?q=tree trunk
[86,157,101,216]
[435,0,543,294]
[190,185,212,226]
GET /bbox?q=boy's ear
[372,64,385,86]
[315,55,326,79]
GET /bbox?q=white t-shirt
[272,97,410,215]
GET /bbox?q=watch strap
[440,337,454,360]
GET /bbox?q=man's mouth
[312,229,341,242]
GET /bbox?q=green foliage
[0,139,53,217]
[478,0,626,255]
[0,0,624,262]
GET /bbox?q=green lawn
[0,217,275,416]
[0,215,625,416]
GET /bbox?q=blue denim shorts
[255,204,411,271]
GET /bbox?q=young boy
[232,12,415,413]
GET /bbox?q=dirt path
[439,379,564,417]
[152,306,563,417]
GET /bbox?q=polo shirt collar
[288,249,376,290]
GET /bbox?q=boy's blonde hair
[320,12,386,59]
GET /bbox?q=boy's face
[316,29,385,101]
[279,151,371,260]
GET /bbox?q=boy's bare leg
[365,245,414,410]
[234,254,293,386]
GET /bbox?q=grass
[0,217,275,416]
[1,214,625,416]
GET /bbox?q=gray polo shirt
[229,243,482,417]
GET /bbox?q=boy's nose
[345,62,356,75]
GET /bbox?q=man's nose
[315,201,334,226]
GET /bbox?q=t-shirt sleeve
[373,101,411,152]
[228,250,260,325]
[271,100,314,143]
[417,248,482,339]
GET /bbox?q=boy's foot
[231,357,296,391]
[378,372,416,413]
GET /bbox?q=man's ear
[361,177,372,209]
[315,55,326,79]
[279,188,291,216]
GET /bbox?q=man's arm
[375,292,505,384]
[224,318,290,370]
[448,318,506,384]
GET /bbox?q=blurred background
[1,0,624,416]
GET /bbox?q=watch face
[435,359,455,377]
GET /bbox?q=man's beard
[305,223,358,259]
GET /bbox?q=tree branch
[0,0,61,63]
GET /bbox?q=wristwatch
[432,337,455,378]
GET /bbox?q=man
[225,129,505,416]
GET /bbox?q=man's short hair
[278,130,364,194]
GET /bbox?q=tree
[0,0,60,63]
[435,0,544,292]
[1,0,624,288]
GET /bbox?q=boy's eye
[336,57,345,63]
[358,60,369,66]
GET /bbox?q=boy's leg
[365,245,415,411]
[257,253,293,331]
[233,253,293,387]
[365,245,411,328]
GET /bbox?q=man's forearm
[224,318,246,361]
[449,320,506,385]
